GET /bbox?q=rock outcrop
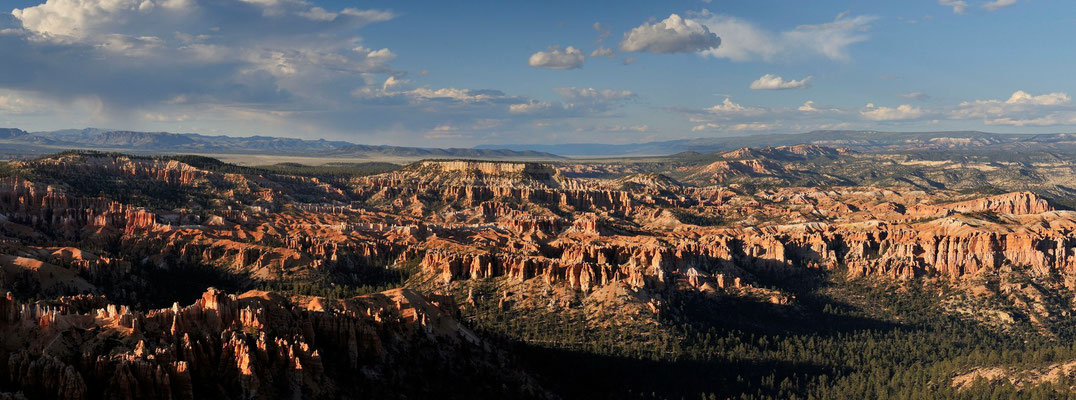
[0,288,533,400]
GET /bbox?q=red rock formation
[0,288,491,400]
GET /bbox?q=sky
[1,0,1075,147]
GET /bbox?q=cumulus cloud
[590,45,614,58]
[0,90,45,114]
[12,0,188,41]
[1,0,619,146]
[499,87,637,119]
[0,0,632,146]
[691,123,720,132]
[694,10,875,62]
[297,7,337,21]
[985,115,1076,126]
[508,101,557,115]
[797,100,841,113]
[691,122,775,132]
[798,101,820,112]
[983,0,1018,11]
[528,46,585,69]
[619,14,720,54]
[951,90,1074,126]
[749,74,811,90]
[678,89,1076,137]
[1,0,556,144]
[353,78,525,106]
[898,92,930,101]
[705,98,767,117]
[952,90,1070,119]
[1004,90,1070,105]
[860,104,924,121]
[5,0,400,114]
[554,87,635,102]
[593,22,611,42]
[679,97,854,135]
[580,124,650,133]
[939,0,969,14]
[12,0,392,43]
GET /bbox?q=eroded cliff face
[6,156,1075,298]
[0,177,157,238]
[5,156,1075,297]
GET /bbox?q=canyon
[2,149,1076,398]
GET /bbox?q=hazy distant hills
[326,144,562,159]
[0,128,564,160]
[5,128,1076,159]
[477,130,1076,156]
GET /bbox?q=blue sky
[1,0,1074,146]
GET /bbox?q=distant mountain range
[4,128,1076,159]
[0,128,563,160]
[476,130,1076,156]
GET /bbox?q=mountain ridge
[476,130,1076,155]
[0,127,564,160]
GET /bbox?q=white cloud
[590,45,614,58]
[952,90,1070,119]
[581,124,650,133]
[797,101,825,112]
[691,123,720,132]
[7,0,398,97]
[610,124,649,132]
[295,6,396,22]
[3,0,561,144]
[593,22,611,42]
[98,34,164,55]
[692,122,775,132]
[12,0,179,41]
[355,86,517,104]
[951,90,1074,126]
[509,102,554,115]
[619,14,721,54]
[382,75,407,91]
[728,122,775,131]
[338,8,395,23]
[298,7,337,21]
[796,101,843,114]
[0,90,45,114]
[554,87,635,102]
[1004,90,1070,105]
[12,0,392,45]
[860,104,924,121]
[898,92,930,101]
[678,98,864,135]
[706,98,766,117]
[528,46,585,69]
[749,74,811,90]
[694,10,875,62]
[985,115,1076,126]
[939,0,969,14]
[983,0,1018,11]
[143,111,191,122]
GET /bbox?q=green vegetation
[671,209,725,226]
[260,256,421,300]
[168,154,399,179]
[457,272,1076,399]
[0,151,400,211]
